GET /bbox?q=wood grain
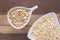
[0,13,60,34]
[0,34,29,40]
[0,0,60,15]
[2,15,42,26]
[0,0,60,40]
[0,13,60,40]
[0,14,42,34]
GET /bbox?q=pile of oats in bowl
[9,8,30,27]
[28,13,60,40]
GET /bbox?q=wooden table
[0,0,60,40]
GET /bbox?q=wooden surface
[0,0,60,40]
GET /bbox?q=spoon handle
[29,5,38,12]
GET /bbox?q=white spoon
[7,5,38,29]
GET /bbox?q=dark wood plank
[0,0,60,15]
[0,34,29,40]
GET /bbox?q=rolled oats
[9,8,30,27]
[31,15,60,40]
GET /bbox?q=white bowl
[27,12,60,40]
[7,5,38,29]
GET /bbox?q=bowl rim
[27,12,60,40]
[7,6,32,29]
